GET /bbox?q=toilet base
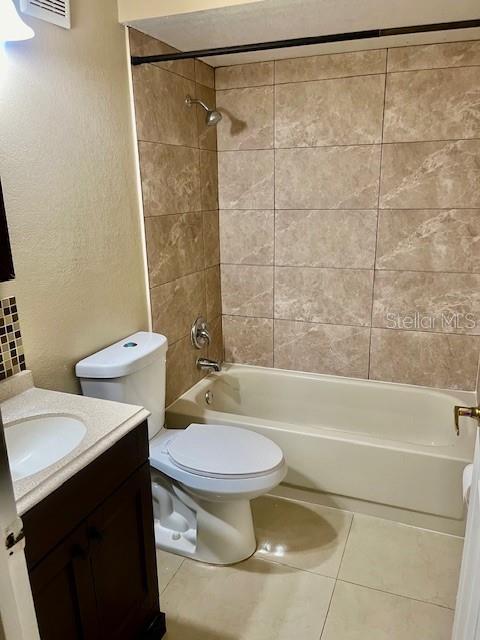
[151,471,257,565]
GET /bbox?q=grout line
[216,136,480,153]
[319,579,338,640]
[217,71,386,92]
[221,262,480,276]
[158,556,185,595]
[336,578,456,611]
[218,206,480,211]
[385,62,480,75]
[138,139,217,153]
[335,513,355,580]
[222,314,480,339]
[368,61,388,378]
[272,64,277,367]
[146,56,218,91]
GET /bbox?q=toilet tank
[75,332,168,440]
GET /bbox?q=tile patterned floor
[156,496,463,639]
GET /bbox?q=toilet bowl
[76,332,287,565]
[149,424,286,564]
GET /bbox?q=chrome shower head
[185,95,222,127]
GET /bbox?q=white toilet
[76,331,286,565]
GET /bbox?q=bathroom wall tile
[0,297,26,381]
[275,210,377,269]
[275,146,381,209]
[275,49,386,84]
[380,140,480,209]
[208,315,224,363]
[274,320,370,378]
[383,67,480,142]
[129,29,195,80]
[218,150,274,209]
[253,496,353,578]
[151,272,206,344]
[217,86,274,150]
[166,335,207,406]
[223,316,273,366]
[139,142,201,216]
[196,84,217,151]
[339,514,463,607]
[275,267,373,326]
[376,209,480,273]
[203,210,220,268]
[220,210,274,265]
[205,265,222,320]
[195,59,215,88]
[216,61,274,89]
[221,265,273,317]
[199,149,219,211]
[322,581,453,640]
[145,213,204,287]
[162,556,334,640]
[132,65,197,146]
[387,40,480,72]
[275,75,385,148]
[477,356,480,402]
[369,328,480,390]
[372,271,480,335]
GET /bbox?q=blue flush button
[123,342,138,348]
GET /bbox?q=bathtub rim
[166,362,477,459]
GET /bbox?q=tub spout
[197,357,222,373]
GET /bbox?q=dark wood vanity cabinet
[22,422,166,640]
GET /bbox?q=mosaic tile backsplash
[0,297,26,381]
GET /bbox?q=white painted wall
[120,0,480,66]
[118,0,262,23]
[0,0,149,393]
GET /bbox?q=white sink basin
[4,415,87,481]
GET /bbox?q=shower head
[185,95,222,127]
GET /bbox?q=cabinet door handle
[87,527,103,543]
[71,544,86,560]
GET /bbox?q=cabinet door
[87,464,160,640]
[29,526,99,640]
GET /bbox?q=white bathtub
[166,364,477,534]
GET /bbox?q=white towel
[463,464,473,506]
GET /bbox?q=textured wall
[130,30,222,405]
[216,41,480,390]
[0,0,149,394]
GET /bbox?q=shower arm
[185,95,209,112]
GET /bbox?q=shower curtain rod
[130,18,480,65]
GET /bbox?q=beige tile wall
[130,30,222,404]
[217,41,480,390]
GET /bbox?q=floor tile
[252,496,352,577]
[156,549,184,594]
[322,581,454,640]
[338,514,463,607]
[161,556,335,640]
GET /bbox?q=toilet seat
[149,425,287,498]
[166,424,285,479]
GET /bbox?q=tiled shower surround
[216,41,480,390]
[129,29,222,404]
[0,297,26,381]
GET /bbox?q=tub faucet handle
[454,406,480,436]
[191,317,211,349]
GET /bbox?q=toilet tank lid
[75,332,168,379]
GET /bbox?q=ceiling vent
[20,0,71,29]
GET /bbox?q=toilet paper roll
[463,464,473,506]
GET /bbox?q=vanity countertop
[0,372,150,515]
